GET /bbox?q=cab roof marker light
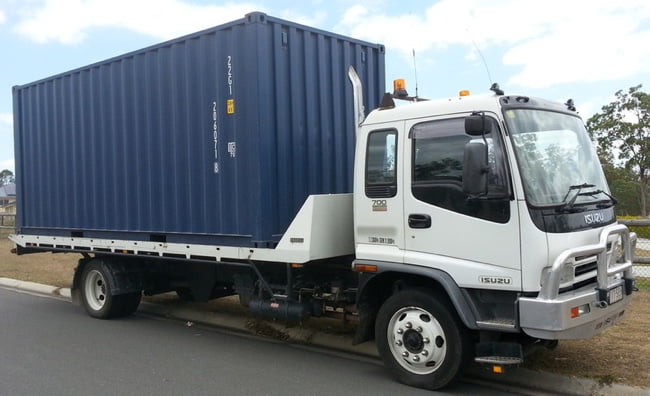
[393,79,408,98]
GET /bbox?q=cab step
[474,341,524,371]
[475,318,517,330]
[474,356,523,365]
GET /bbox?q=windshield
[505,109,609,207]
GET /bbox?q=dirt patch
[2,229,648,388]
[0,230,77,287]
[245,318,291,341]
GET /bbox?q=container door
[403,115,520,276]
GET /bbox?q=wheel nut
[421,350,428,356]
[413,356,420,362]
[397,328,403,334]
[423,337,430,344]
[405,322,412,329]
[402,351,409,357]
[417,327,423,333]
[396,340,403,346]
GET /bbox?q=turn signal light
[353,263,378,273]
[459,90,470,97]
[570,303,590,318]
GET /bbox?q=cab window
[410,117,510,223]
[366,129,397,198]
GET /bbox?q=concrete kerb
[1,277,648,396]
[0,277,63,297]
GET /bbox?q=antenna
[466,29,493,85]
[412,49,419,100]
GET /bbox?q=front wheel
[375,289,471,390]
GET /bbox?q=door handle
[408,214,431,229]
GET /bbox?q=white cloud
[0,9,6,25]
[0,158,14,172]
[337,0,650,89]
[0,113,12,128]
[278,9,327,28]
[575,100,600,121]
[14,0,263,44]
[502,3,650,88]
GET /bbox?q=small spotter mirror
[465,112,491,136]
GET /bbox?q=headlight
[541,264,575,287]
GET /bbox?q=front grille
[575,261,597,277]
[558,258,598,294]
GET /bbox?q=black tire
[80,259,140,319]
[375,288,471,390]
[119,292,142,316]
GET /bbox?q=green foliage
[637,279,650,292]
[0,169,14,186]
[604,165,642,216]
[618,215,650,239]
[587,84,650,216]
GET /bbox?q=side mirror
[465,113,491,136]
[462,141,488,195]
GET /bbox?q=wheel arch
[72,256,144,305]
[353,261,479,344]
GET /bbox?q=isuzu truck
[9,12,636,390]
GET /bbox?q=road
[0,287,521,396]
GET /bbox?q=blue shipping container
[13,12,385,247]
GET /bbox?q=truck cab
[351,86,636,388]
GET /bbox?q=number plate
[608,285,624,305]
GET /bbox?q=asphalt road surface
[0,288,520,395]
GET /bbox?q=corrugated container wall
[13,12,385,247]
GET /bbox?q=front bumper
[519,224,636,340]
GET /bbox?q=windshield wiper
[581,189,618,208]
[557,183,595,212]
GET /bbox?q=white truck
[9,13,636,390]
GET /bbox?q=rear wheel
[119,292,142,317]
[375,288,471,390]
[80,260,141,319]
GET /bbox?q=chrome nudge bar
[519,224,636,340]
[539,224,636,301]
[597,225,636,299]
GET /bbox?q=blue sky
[1,0,649,173]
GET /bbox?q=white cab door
[402,115,521,283]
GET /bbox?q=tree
[602,163,641,216]
[0,169,14,187]
[587,84,650,216]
